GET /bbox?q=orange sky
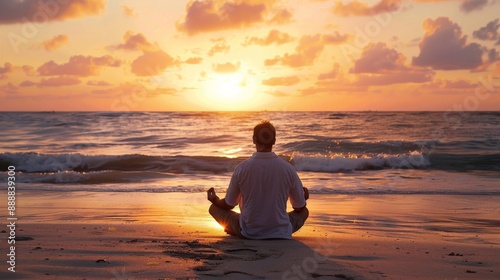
[0,0,499,111]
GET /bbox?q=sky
[0,0,499,111]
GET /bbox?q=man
[207,120,309,239]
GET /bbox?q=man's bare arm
[207,187,235,210]
[293,187,309,213]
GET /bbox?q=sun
[202,73,258,110]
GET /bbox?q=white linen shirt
[225,152,306,239]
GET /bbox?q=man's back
[225,152,306,239]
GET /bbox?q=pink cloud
[243,29,295,46]
[0,0,105,24]
[41,34,68,52]
[87,80,112,86]
[91,82,177,97]
[38,77,81,87]
[0,63,13,79]
[177,0,268,35]
[262,76,300,86]
[351,42,407,73]
[185,57,203,64]
[131,50,175,76]
[208,41,230,56]
[115,31,155,52]
[412,17,485,70]
[265,33,350,68]
[121,4,137,17]
[38,55,121,76]
[268,8,292,24]
[213,62,240,73]
[332,0,402,16]
[473,19,500,45]
[460,0,489,13]
[0,83,18,94]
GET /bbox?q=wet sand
[1,191,499,279]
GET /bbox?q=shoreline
[0,190,499,279]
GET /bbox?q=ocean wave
[1,151,499,175]
[290,151,430,172]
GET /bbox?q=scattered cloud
[332,0,402,16]
[113,31,176,76]
[318,64,341,80]
[37,55,121,76]
[0,0,105,24]
[473,18,500,45]
[177,0,269,35]
[91,82,177,97]
[213,61,240,73]
[131,50,176,76]
[0,83,18,94]
[268,8,292,24]
[41,34,69,52]
[352,42,435,85]
[185,57,203,64]
[460,0,489,13]
[0,63,13,79]
[412,17,485,70]
[265,33,350,68]
[114,31,156,52]
[351,42,406,73]
[38,77,81,87]
[262,76,300,86]
[121,4,137,17]
[208,41,230,56]
[20,77,81,87]
[243,29,295,46]
[87,80,112,86]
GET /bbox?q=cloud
[121,4,137,17]
[19,77,81,87]
[412,17,485,70]
[91,82,177,97]
[0,63,13,79]
[208,41,230,56]
[352,43,435,85]
[113,31,176,76]
[473,19,500,45]
[115,31,156,52]
[262,76,300,86]
[269,8,292,24]
[38,77,81,87]
[0,83,18,94]
[41,34,68,51]
[185,57,203,64]
[177,0,268,35]
[332,0,402,16]
[265,33,350,68]
[131,50,176,76]
[38,55,121,76]
[244,29,295,46]
[351,42,406,73]
[318,64,340,80]
[0,0,105,24]
[460,0,489,13]
[213,62,240,73]
[87,80,111,86]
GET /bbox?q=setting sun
[202,73,260,110]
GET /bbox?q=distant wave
[1,150,499,176]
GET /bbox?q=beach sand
[1,191,499,279]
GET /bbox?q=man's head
[253,120,276,151]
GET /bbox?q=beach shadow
[163,235,365,279]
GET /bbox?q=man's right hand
[207,187,219,203]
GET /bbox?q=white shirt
[225,152,306,239]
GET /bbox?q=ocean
[1,111,499,196]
